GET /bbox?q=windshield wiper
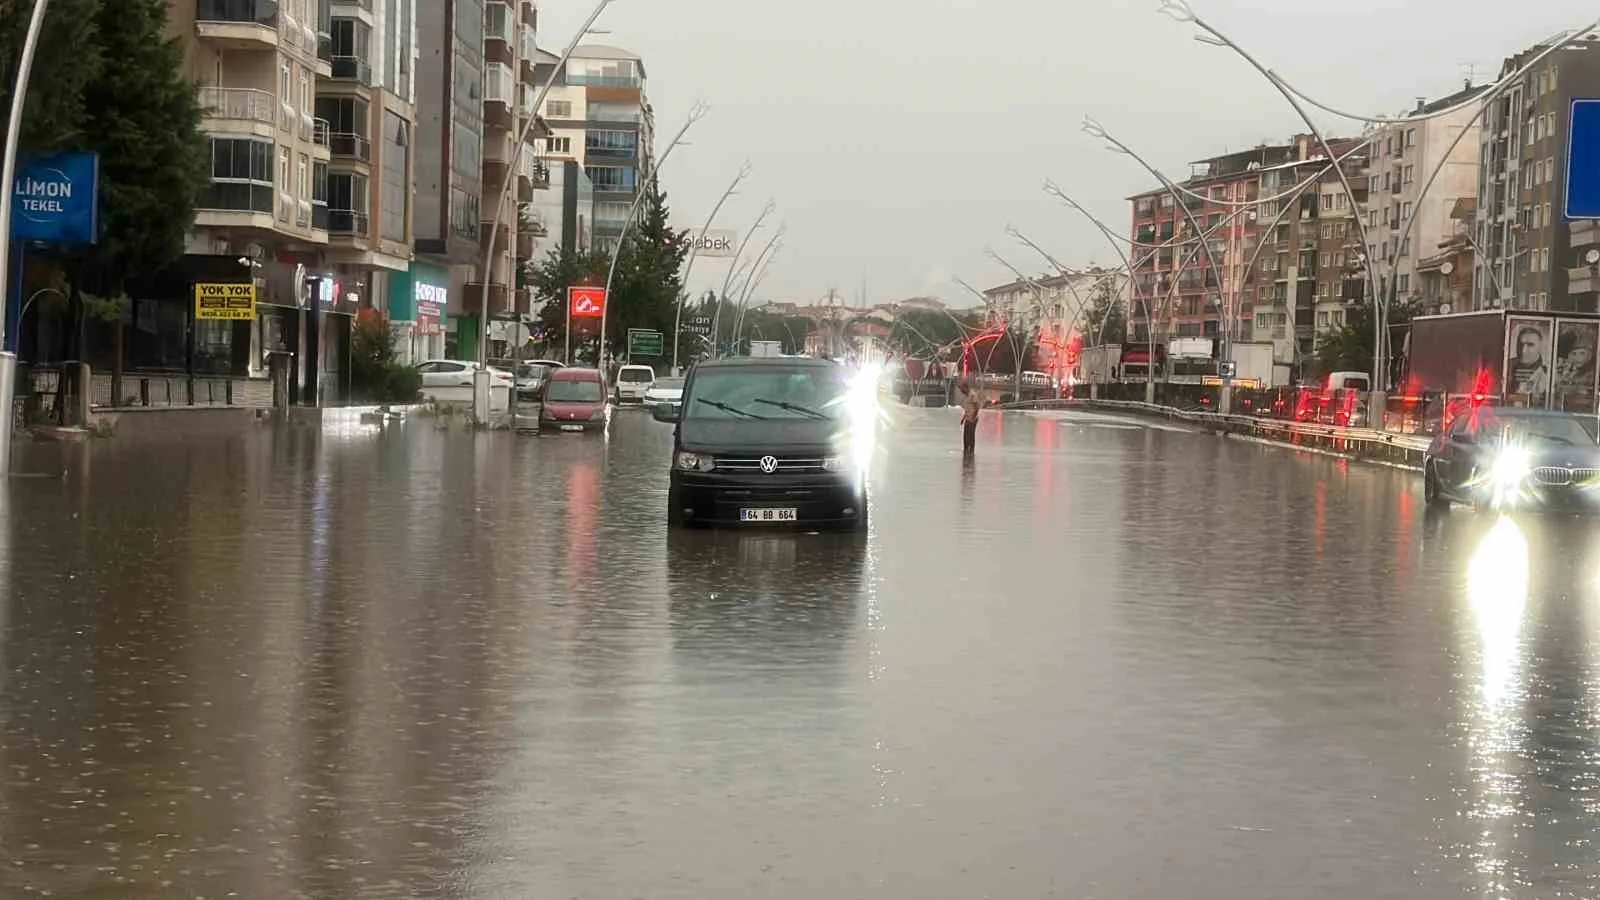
[751,397,828,419]
[695,398,765,419]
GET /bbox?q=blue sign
[1565,100,1600,219]
[10,151,99,244]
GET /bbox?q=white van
[615,364,656,404]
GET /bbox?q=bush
[351,311,421,403]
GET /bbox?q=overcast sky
[538,0,1599,308]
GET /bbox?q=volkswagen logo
[759,455,779,473]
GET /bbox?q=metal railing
[198,86,275,124]
[328,132,370,161]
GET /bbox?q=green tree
[1081,278,1127,345]
[605,180,690,359]
[0,0,102,159]
[76,0,208,293]
[529,246,609,356]
[349,311,421,402]
[1311,298,1422,379]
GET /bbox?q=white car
[416,359,513,389]
[614,364,656,404]
[642,375,684,408]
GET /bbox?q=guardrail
[992,397,1429,471]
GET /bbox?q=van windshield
[686,366,851,420]
[547,380,603,403]
[619,368,654,383]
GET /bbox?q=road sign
[628,328,664,357]
[685,314,713,336]
[1566,99,1600,218]
[11,151,100,245]
[569,285,606,318]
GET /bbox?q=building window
[1406,128,1416,147]
[546,135,571,154]
[448,186,479,240]
[451,122,481,179]
[199,137,274,213]
[546,99,572,118]
[278,146,291,220]
[327,172,368,233]
[585,130,636,154]
[584,165,634,192]
[312,160,329,229]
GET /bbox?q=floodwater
[0,404,1598,897]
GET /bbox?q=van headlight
[1491,446,1531,490]
[675,451,715,472]
[822,455,846,472]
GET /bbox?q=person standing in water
[958,380,981,454]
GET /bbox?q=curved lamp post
[474,0,614,421]
[1158,0,1600,394]
[708,199,775,352]
[596,100,708,369]
[731,222,785,338]
[0,0,52,467]
[672,160,751,372]
[1006,225,1134,351]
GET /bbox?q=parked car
[417,359,513,390]
[516,359,566,400]
[540,367,609,433]
[652,356,868,530]
[614,364,655,404]
[642,375,684,408]
[1424,407,1600,512]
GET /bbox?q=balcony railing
[329,55,372,83]
[198,87,275,124]
[328,133,371,162]
[312,202,329,231]
[312,117,330,146]
[485,1,514,43]
[520,26,537,67]
[483,63,515,105]
[328,209,369,234]
[197,0,277,27]
[565,74,641,88]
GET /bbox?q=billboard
[569,285,606,318]
[1504,316,1553,407]
[688,228,737,257]
[1553,319,1600,412]
[194,282,256,321]
[11,151,99,245]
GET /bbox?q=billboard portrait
[1504,317,1553,407]
[1554,319,1600,413]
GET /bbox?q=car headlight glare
[675,451,715,472]
[1491,446,1531,490]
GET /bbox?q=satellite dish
[1438,303,1452,314]
[1439,261,1454,276]
[1586,248,1600,265]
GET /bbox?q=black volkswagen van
[651,357,870,530]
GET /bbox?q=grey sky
[539,0,1598,308]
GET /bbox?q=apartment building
[168,0,414,404]
[1476,38,1600,312]
[980,268,1128,372]
[1359,82,1486,312]
[528,159,596,257]
[535,44,655,253]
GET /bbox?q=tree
[1081,278,1127,345]
[78,0,207,290]
[0,0,102,160]
[605,180,690,359]
[349,310,421,402]
[1311,299,1422,380]
[529,246,609,356]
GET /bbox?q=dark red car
[540,367,609,433]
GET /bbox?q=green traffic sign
[628,329,664,357]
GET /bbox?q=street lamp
[671,160,751,372]
[473,0,615,422]
[595,99,709,369]
[1006,225,1131,351]
[1083,115,1236,408]
[1158,0,1600,396]
[731,223,785,338]
[708,199,775,352]
[0,0,52,467]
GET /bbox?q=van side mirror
[652,403,680,423]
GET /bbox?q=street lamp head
[1080,117,1108,140]
[1156,0,1196,23]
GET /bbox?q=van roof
[618,364,654,371]
[550,367,602,380]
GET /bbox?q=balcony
[519,26,539,81]
[462,282,514,317]
[566,74,641,88]
[328,132,371,163]
[329,55,372,85]
[312,117,331,148]
[328,209,369,234]
[198,87,275,129]
[516,231,536,259]
[195,0,278,48]
[584,140,636,161]
[312,202,329,231]
[482,63,515,130]
[484,2,515,66]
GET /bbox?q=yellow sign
[194,282,256,320]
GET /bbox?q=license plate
[559,424,584,432]
[740,507,797,523]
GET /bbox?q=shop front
[387,262,448,365]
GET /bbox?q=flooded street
[3,406,1600,897]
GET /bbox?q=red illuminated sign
[569,286,606,318]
